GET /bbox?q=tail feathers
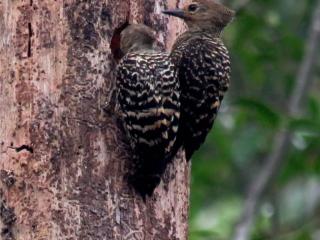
[128,153,167,199]
[184,148,194,162]
[128,173,162,200]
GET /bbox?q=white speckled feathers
[170,32,231,160]
[116,50,180,197]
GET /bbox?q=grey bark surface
[0,1,189,239]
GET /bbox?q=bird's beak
[162,9,185,19]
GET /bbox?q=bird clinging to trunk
[116,24,180,198]
[163,0,235,160]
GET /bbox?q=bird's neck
[186,21,223,38]
[171,27,222,54]
[180,28,222,43]
[189,27,222,38]
[127,43,154,54]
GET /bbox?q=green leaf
[288,117,320,136]
[234,98,281,127]
[308,96,320,121]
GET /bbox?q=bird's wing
[172,36,231,160]
[116,52,180,197]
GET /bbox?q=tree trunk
[0,1,189,239]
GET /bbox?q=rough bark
[0,1,189,239]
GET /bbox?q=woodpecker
[116,24,180,198]
[163,0,234,160]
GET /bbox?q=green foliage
[189,0,320,239]
[235,97,281,127]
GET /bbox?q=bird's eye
[188,4,198,12]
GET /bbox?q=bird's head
[120,24,156,55]
[163,0,235,34]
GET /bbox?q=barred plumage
[163,0,234,160]
[116,24,180,197]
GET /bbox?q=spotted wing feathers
[171,34,231,160]
[117,52,179,197]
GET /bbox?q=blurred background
[189,0,320,239]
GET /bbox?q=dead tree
[0,1,189,239]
